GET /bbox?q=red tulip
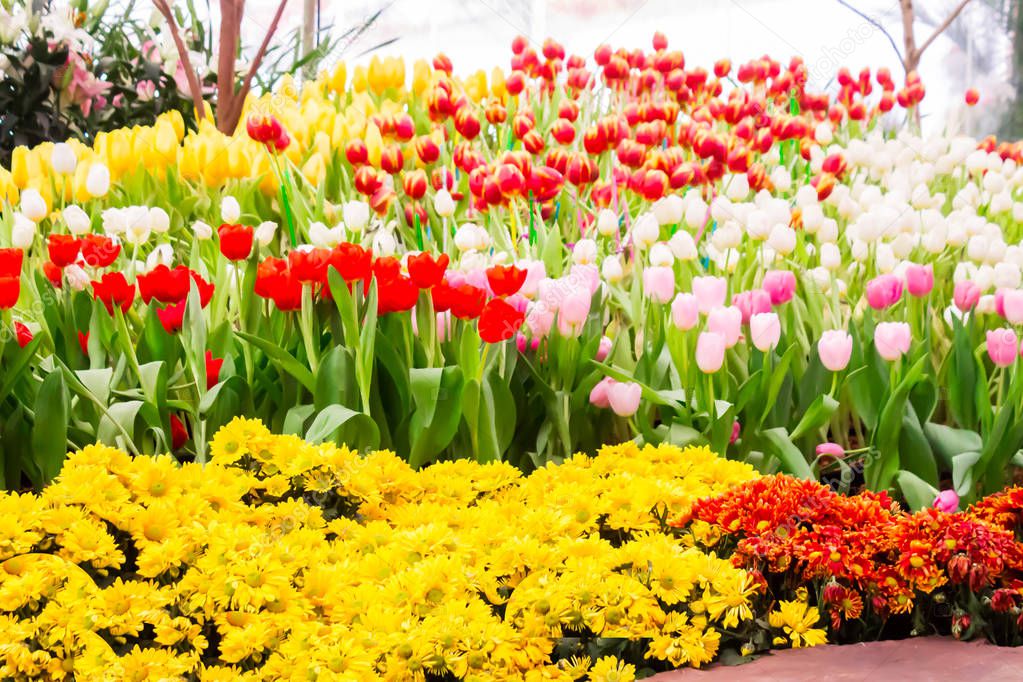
[218,224,254,261]
[478,298,526,343]
[137,265,213,306]
[205,350,223,390]
[79,234,121,268]
[157,301,186,334]
[329,243,373,284]
[255,256,289,299]
[965,88,980,106]
[47,234,81,268]
[372,256,401,283]
[288,248,331,284]
[377,275,419,314]
[92,272,136,316]
[449,284,487,320]
[487,264,527,297]
[43,261,62,288]
[402,169,428,200]
[0,248,23,277]
[270,274,303,311]
[407,252,449,289]
[14,321,32,348]
[0,275,20,309]
[77,330,89,356]
[414,136,440,164]
[345,139,369,166]
[170,414,188,449]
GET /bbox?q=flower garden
[3,3,1023,678]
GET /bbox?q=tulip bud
[372,229,397,256]
[65,264,91,291]
[343,201,371,232]
[21,188,47,222]
[668,230,697,261]
[696,331,726,373]
[434,189,456,217]
[671,293,699,330]
[601,255,623,283]
[149,207,170,233]
[221,196,241,224]
[86,163,110,197]
[607,381,642,417]
[631,212,660,248]
[12,213,36,249]
[750,312,781,351]
[572,238,598,266]
[254,221,278,247]
[596,209,619,237]
[63,205,91,235]
[51,143,77,175]
[146,243,174,272]
[192,220,213,240]
[818,329,853,371]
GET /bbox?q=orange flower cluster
[677,476,1023,640]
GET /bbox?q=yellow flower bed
[0,418,766,680]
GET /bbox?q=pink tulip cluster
[986,328,1021,367]
[589,377,641,416]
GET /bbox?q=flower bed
[4,424,1023,679]
[0,422,766,679]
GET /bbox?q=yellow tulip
[352,65,368,93]
[412,59,432,96]
[387,56,406,90]
[364,122,383,167]
[0,168,18,204]
[465,70,487,102]
[314,131,331,160]
[71,162,92,203]
[331,116,348,148]
[329,61,347,93]
[301,152,326,186]
[491,67,507,101]
[10,147,32,189]
[154,119,179,166]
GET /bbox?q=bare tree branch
[223,0,290,131]
[916,0,974,57]
[835,0,906,73]
[153,0,206,121]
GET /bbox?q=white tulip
[795,184,818,208]
[875,243,897,273]
[994,262,1022,289]
[668,229,698,260]
[572,238,598,265]
[977,294,997,314]
[766,224,796,255]
[372,230,397,257]
[974,265,995,291]
[454,224,482,252]
[631,212,660,248]
[62,205,91,235]
[146,244,174,272]
[711,222,741,251]
[683,200,708,231]
[343,200,370,232]
[851,239,869,263]
[20,188,46,222]
[724,173,750,201]
[51,143,77,175]
[820,243,841,270]
[652,195,683,225]
[818,218,839,244]
[648,242,674,267]
[746,211,771,240]
[601,255,623,282]
[86,163,110,197]
[801,204,824,233]
[309,221,342,248]
[596,209,619,237]
[255,221,278,246]
[221,196,241,224]
[434,189,455,217]
[101,208,126,235]
[770,166,792,193]
[192,220,213,240]
[814,122,833,145]
[11,213,35,249]
[148,207,170,233]
[967,235,989,263]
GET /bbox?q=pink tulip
[671,293,699,330]
[749,312,781,351]
[643,266,676,303]
[571,264,601,296]
[986,328,1018,367]
[557,290,592,337]
[865,274,903,310]
[732,289,772,323]
[815,442,845,458]
[1002,289,1023,325]
[526,304,555,338]
[692,276,727,314]
[904,263,934,297]
[436,311,452,342]
[518,259,547,298]
[818,330,853,372]
[696,331,726,373]
[762,270,797,305]
[589,377,615,408]
[953,280,981,312]
[608,381,642,417]
[506,294,530,313]
[708,305,742,347]
[596,335,612,361]
[933,489,959,513]
[874,322,911,361]
[465,268,492,295]
[996,288,1006,317]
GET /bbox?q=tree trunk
[900,0,920,73]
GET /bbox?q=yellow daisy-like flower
[588,656,636,682]
[768,600,829,648]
